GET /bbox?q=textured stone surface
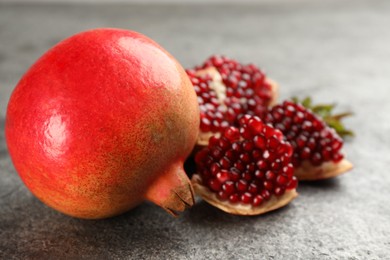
[1,1,390,259]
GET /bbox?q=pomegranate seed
[248,118,264,134]
[217,191,229,200]
[261,190,271,200]
[246,163,256,173]
[300,147,311,160]
[283,164,294,178]
[276,175,288,186]
[194,114,297,207]
[333,153,344,163]
[263,181,273,191]
[252,150,262,160]
[265,101,345,169]
[248,183,258,194]
[332,139,342,151]
[234,161,245,172]
[254,135,267,149]
[229,168,241,181]
[210,163,220,176]
[254,170,265,179]
[236,179,248,192]
[242,140,254,152]
[257,160,268,170]
[241,192,253,204]
[240,127,252,139]
[209,136,219,147]
[274,187,285,196]
[225,149,237,161]
[263,126,275,139]
[263,150,270,160]
[287,176,298,189]
[311,153,322,166]
[219,138,231,151]
[322,147,332,161]
[224,127,240,141]
[219,156,231,168]
[302,121,313,131]
[208,179,221,192]
[268,137,280,151]
[210,147,224,160]
[242,171,253,182]
[239,153,251,163]
[222,181,236,195]
[231,142,242,153]
[239,114,252,125]
[274,129,284,140]
[265,171,276,181]
[252,195,264,207]
[194,149,208,165]
[229,193,240,203]
[293,112,304,124]
[271,160,281,171]
[216,170,229,183]
[296,135,307,148]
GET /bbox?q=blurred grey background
[0,0,390,259]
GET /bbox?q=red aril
[192,115,298,215]
[186,55,278,146]
[265,101,353,180]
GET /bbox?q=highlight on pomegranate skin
[186,55,278,145]
[192,115,298,215]
[265,101,353,180]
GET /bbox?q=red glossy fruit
[192,115,298,215]
[5,28,199,219]
[186,55,278,146]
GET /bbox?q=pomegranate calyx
[145,164,194,217]
[192,174,298,216]
[294,159,353,181]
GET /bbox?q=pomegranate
[192,115,298,215]
[187,55,352,181]
[265,101,353,180]
[186,55,278,147]
[5,28,199,219]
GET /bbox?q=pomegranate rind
[294,159,353,181]
[191,174,298,216]
[267,78,279,106]
[194,68,279,147]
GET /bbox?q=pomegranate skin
[5,28,199,219]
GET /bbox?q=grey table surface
[1,1,390,259]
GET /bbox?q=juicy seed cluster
[265,101,344,167]
[187,73,230,132]
[187,55,273,133]
[195,115,298,207]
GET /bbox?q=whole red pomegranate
[5,28,199,219]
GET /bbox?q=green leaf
[302,97,312,108]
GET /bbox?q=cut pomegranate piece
[265,101,353,180]
[187,55,278,147]
[192,116,298,215]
